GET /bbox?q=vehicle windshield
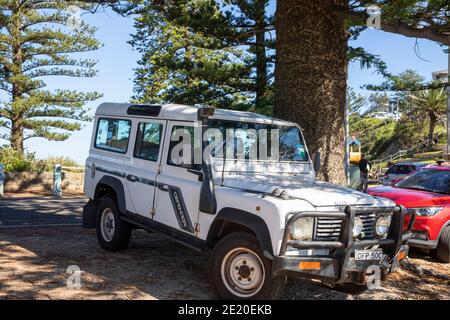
[207,120,309,162]
[395,169,450,194]
[387,165,416,175]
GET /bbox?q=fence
[0,164,85,197]
[372,150,408,167]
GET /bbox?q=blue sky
[20,7,449,164]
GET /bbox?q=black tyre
[208,232,286,300]
[96,197,132,252]
[435,226,450,263]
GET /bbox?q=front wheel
[435,226,450,263]
[208,232,286,299]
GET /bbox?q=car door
[125,119,166,218]
[153,121,202,234]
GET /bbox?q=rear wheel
[96,197,132,252]
[435,226,450,263]
[209,232,286,300]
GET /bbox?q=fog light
[412,231,428,240]
[353,217,363,237]
[375,215,392,236]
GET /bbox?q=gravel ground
[0,226,448,300]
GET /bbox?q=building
[432,70,448,82]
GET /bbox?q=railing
[372,150,408,166]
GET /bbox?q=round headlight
[353,217,363,237]
[375,215,392,236]
[290,217,314,241]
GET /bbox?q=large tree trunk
[274,0,348,184]
[11,121,24,152]
[10,1,24,153]
[255,0,268,111]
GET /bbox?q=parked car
[83,103,412,299]
[380,162,427,185]
[368,163,450,262]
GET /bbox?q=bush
[0,148,34,172]
[33,156,80,172]
[0,147,80,173]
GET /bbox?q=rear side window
[134,122,163,162]
[95,118,131,154]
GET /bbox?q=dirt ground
[0,226,448,300]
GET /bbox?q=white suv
[83,103,413,299]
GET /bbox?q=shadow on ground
[0,226,448,300]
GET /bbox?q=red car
[368,163,450,263]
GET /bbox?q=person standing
[358,153,372,193]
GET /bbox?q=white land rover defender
[83,103,414,299]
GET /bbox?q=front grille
[358,212,377,239]
[314,212,377,241]
[314,217,342,241]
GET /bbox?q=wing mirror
[313,151,321,176]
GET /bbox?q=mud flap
[82,200,98,229]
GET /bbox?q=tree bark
[274,0,349,184]
[11,120,24,152]
[10,0,24,152]
[255,0,267,110]
[428,112,437,147]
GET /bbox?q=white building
[432,70,448,82]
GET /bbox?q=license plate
[354,249,384,261]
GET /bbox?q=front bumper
[272,206,415,284]
[408,238,438,249]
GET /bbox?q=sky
[14,7,450,164]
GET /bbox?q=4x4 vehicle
[83,103,413,299]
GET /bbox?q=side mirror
[313,151,321,176]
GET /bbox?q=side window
[95,118,131,153]
[167,125,201,170]
[134,122,163,162]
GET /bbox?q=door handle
[126,174,137,182]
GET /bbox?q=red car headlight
[410,207,443,217]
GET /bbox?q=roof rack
[127,104,162,117]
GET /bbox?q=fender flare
[94,175,127,214]
[207,207,274,257]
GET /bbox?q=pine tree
[129,0,274,113]
[0,0,102,152]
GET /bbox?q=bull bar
[272,206,416,284]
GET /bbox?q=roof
[424,163,450,171]
[393,162,428,166]
[95,103,296,126]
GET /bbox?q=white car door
[125,118,166,218]
[153,121,202,234]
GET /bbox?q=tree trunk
[255,0,267,111]
[10,1,24,153]
[428,112,437,147]
[11,121,24,152]
[274,0,348,184]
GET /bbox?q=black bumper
[272,206,415,284]
[408,238,438,249]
